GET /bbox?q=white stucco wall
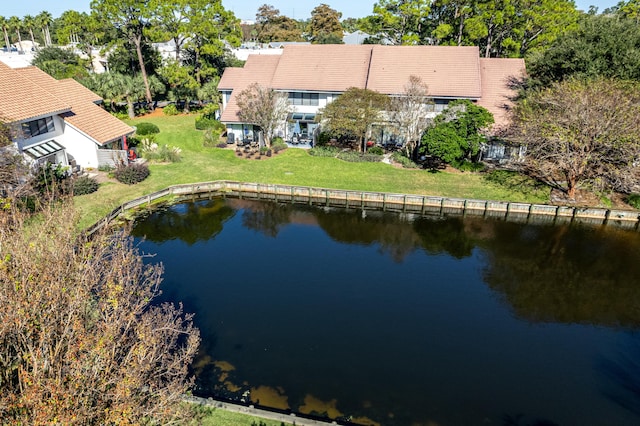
[60,124,99,168]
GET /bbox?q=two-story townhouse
[0,61,135,171]
[218,45,526,147]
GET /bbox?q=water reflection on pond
[131,198,640,426]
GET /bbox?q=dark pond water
[131,198,640,426]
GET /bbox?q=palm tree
[22,15,37,50]
[8,16,24,53]
[35,11,52,47]
[0,16,11,52]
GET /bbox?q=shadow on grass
[483,170,549,199]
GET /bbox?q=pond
[131,198,640,426]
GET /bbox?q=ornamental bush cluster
[72,175,99,195]
[113,163,150,185]
[135,122,160,136]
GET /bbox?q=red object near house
[366,141,375,147]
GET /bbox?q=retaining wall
[87,181,640,235]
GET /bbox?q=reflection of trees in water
[315,210,425,262]
[482,223,640,327]
[131,199,235,244]
[598,332,640,417]
[239,200,293,237]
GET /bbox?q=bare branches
[508,77,640,198]
[236,82,289,147]
[0,204,200,424]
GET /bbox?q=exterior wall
[60,125,100,168]
[14,114,65,152]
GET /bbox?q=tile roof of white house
[0,62,134,145]
[219,44,526,128]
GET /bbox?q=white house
[218,45,526,146]
[0,61,134,170]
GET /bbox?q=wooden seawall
[88,180,640,234]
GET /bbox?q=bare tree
[236,82,289,147]
[0,203,201,424]
[507,77,640,199]
[388,75,433,158]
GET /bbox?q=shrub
[195,117,225,131]
[202,129,222,147]
[627,193,640,209]
[271,138,288,153]
[163,104,179,116]
[309,146,340,157]
[110,111,129,120]
[139,139,182,163]
[72,175,99,195]
[98,164,114,172]
[451,159,485,172]
[316,132,331,146]
[337,151,383,163]
[391,151,419,169]
[259,146,269,155]
[367,146,384,155]
[113,163,150,185]
[135,122,160,136]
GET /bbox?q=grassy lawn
[192,407,292,426]
[73,114,549,229]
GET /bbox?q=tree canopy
[507,77,640,198]
[319,87,389,151]
[235,82,290,147]
[309,4,343,44]
[0,204,200,424]
[528,13,640,87]
[419,99,493,164]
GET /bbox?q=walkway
[185,396,342,425]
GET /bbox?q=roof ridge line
[364,45,374,89]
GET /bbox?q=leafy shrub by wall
[135,122,160,136]
[309,146,340,157]
[163,104,179,116]
[72,175,99,195]
[271,138,287,153]
[113,163,150,185]
[195,117,225,131]
[391,152,419,168]
[627,194,640,209]
[367,146,384,155]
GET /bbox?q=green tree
[254,4,303,43]
[419,99,493,164]
[7,16,24,52]
[370,0,432,45]
[35,11,53,47]
[235,82,290,147]
[319,87,389,152]
[91,0,154,103]
[160,60,199,113]
[181,0,241,85]
[528,13,640,87]
[0,17,11,51]
[0,204,200,424]
[32,46,90,79]
[22,15,37,50]
[56,11,105,61]
[508,78,640,199]
[309,4,343,44]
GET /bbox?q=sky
[1,0,622,21]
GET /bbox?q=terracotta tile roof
[218,45,525,128]
[0,61,71,122]
[271,44,373,92]
[220,55,281,123]
[367,45,482,98]
[477,58,526,129]
[10,66,134,145]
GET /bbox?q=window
[21,117,55,139]
[288,92,319,106]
